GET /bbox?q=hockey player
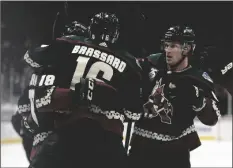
[128,25,221,168]
[10,20,89,164]
[14,77,123,167]
[21,12,142,168]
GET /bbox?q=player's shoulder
[116,50,143,72]
[190,68,214,84]
[56,35,91,44]
[115,50,136,61]
[181,67,216,93]
[147,53,164,66]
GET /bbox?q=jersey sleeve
[23,40,65,68]
[120,60,144,121]
[15,85,37,136]
[196,73,222,126]
[25,67,76,112]
[182,70,222,126]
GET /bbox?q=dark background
[1,1,233,107]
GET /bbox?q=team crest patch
[143,78,173,124]
[202,72,213,83]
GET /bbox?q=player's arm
[11,110,23,137]
[27,73,118,113]
[23,45,50,68]
[15,81,71,136]
[14,85,36,137]
[185,80,221,126]
[121,66,144,121]
[24,35,88,69]
[180,72,221,126]
[23,39,64,68]
[125,55,162,122]
[194,86,221,126]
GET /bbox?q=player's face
[164,41,183,66]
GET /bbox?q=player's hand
[75,78,119,110]
[11,112,23,136]
[11,112,35,138]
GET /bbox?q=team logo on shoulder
[149,67,158,81]
[202,72,213,83]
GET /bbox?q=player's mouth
[166,55,173,60]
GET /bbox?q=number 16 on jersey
[70,56,114,90]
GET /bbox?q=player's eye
[170,44,176,48]
[164,43,169,48]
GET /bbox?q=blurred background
[1,1,232,167]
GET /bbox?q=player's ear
[182,44,191,55]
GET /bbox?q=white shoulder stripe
[24,51,42,68]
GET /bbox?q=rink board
[1,115,232,144]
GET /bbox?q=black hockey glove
[11,112,23,137]
[74,78,119,110]
[21,113,37,138]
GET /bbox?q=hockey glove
[21,113,37,138]
[11,112,23,136]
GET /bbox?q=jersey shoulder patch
[202,72,213,83]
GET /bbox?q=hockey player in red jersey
[128,25,221,168]
[18,12,143,168]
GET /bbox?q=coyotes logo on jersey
[143,78,174,124]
